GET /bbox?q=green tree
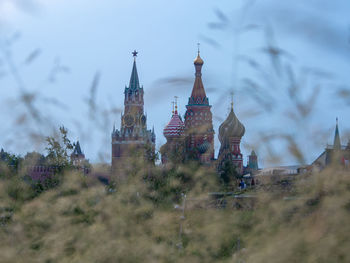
[0,148,22,175]
[219,160,241,189]
[45,126,74,170]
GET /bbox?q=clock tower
[112,51,156,172]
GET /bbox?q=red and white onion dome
[163,110,185,138]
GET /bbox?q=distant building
[256,165,301,176]
[160,50,258,177]
[312,118,350,171]
[111,51,155,172]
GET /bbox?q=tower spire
[190,47,207,105]
[129,50,140,90]
[230,91,234,111]
[333,117,341,150]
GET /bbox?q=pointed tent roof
[128,51,141,90]
[189,52,208,105]
[333,118,341,150]
[73,141,83,155]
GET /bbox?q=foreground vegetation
[0,160,349,263]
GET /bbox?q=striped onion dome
[163,111,185,138]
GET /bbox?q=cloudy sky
[0,0,349,166]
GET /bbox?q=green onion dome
[218,108,245,143]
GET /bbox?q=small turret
[248,150,258,170]
[161,97,186,164]
[71,141,85,166]
[163,98,185,139]
[333,118,341,150]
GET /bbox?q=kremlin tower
[184,50,214,163]
[111,51,155,171]
[160,98,185,164]
[217,98,245,174]
[71,141,85,166]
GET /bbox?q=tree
[218,160,241,189]
[45,126,74,169]
[0,148,22,175]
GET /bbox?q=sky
[0,0,349,167]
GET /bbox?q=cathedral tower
[160,98,185,164]
[111,51,155,171]
[184,51,214,163]
[218,97,245,174]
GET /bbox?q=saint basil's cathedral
[112,50,258,175]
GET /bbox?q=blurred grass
[0,163,348,262]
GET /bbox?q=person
[251,178,255,186]
[239,179,245,190]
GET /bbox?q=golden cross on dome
[197,43,200,55]
[230,91,234,110]
[171,101,175,114]
[174,96,178,113]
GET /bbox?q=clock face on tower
[123,114,134,127]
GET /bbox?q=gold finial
[194,43,204,65]
[174,96,178,114]
[171,101,175,115]
[197,43,200,55]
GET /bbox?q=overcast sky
[0,0,349,166]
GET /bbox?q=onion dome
[163,102,185,139]
[198,141,211,153]
[218,106,245,143]
[194,52,204,65]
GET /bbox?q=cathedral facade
[111,51,155,171]
[161,51,257,175]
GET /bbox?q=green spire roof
[128,58,140,90]
[333,118,341,150]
